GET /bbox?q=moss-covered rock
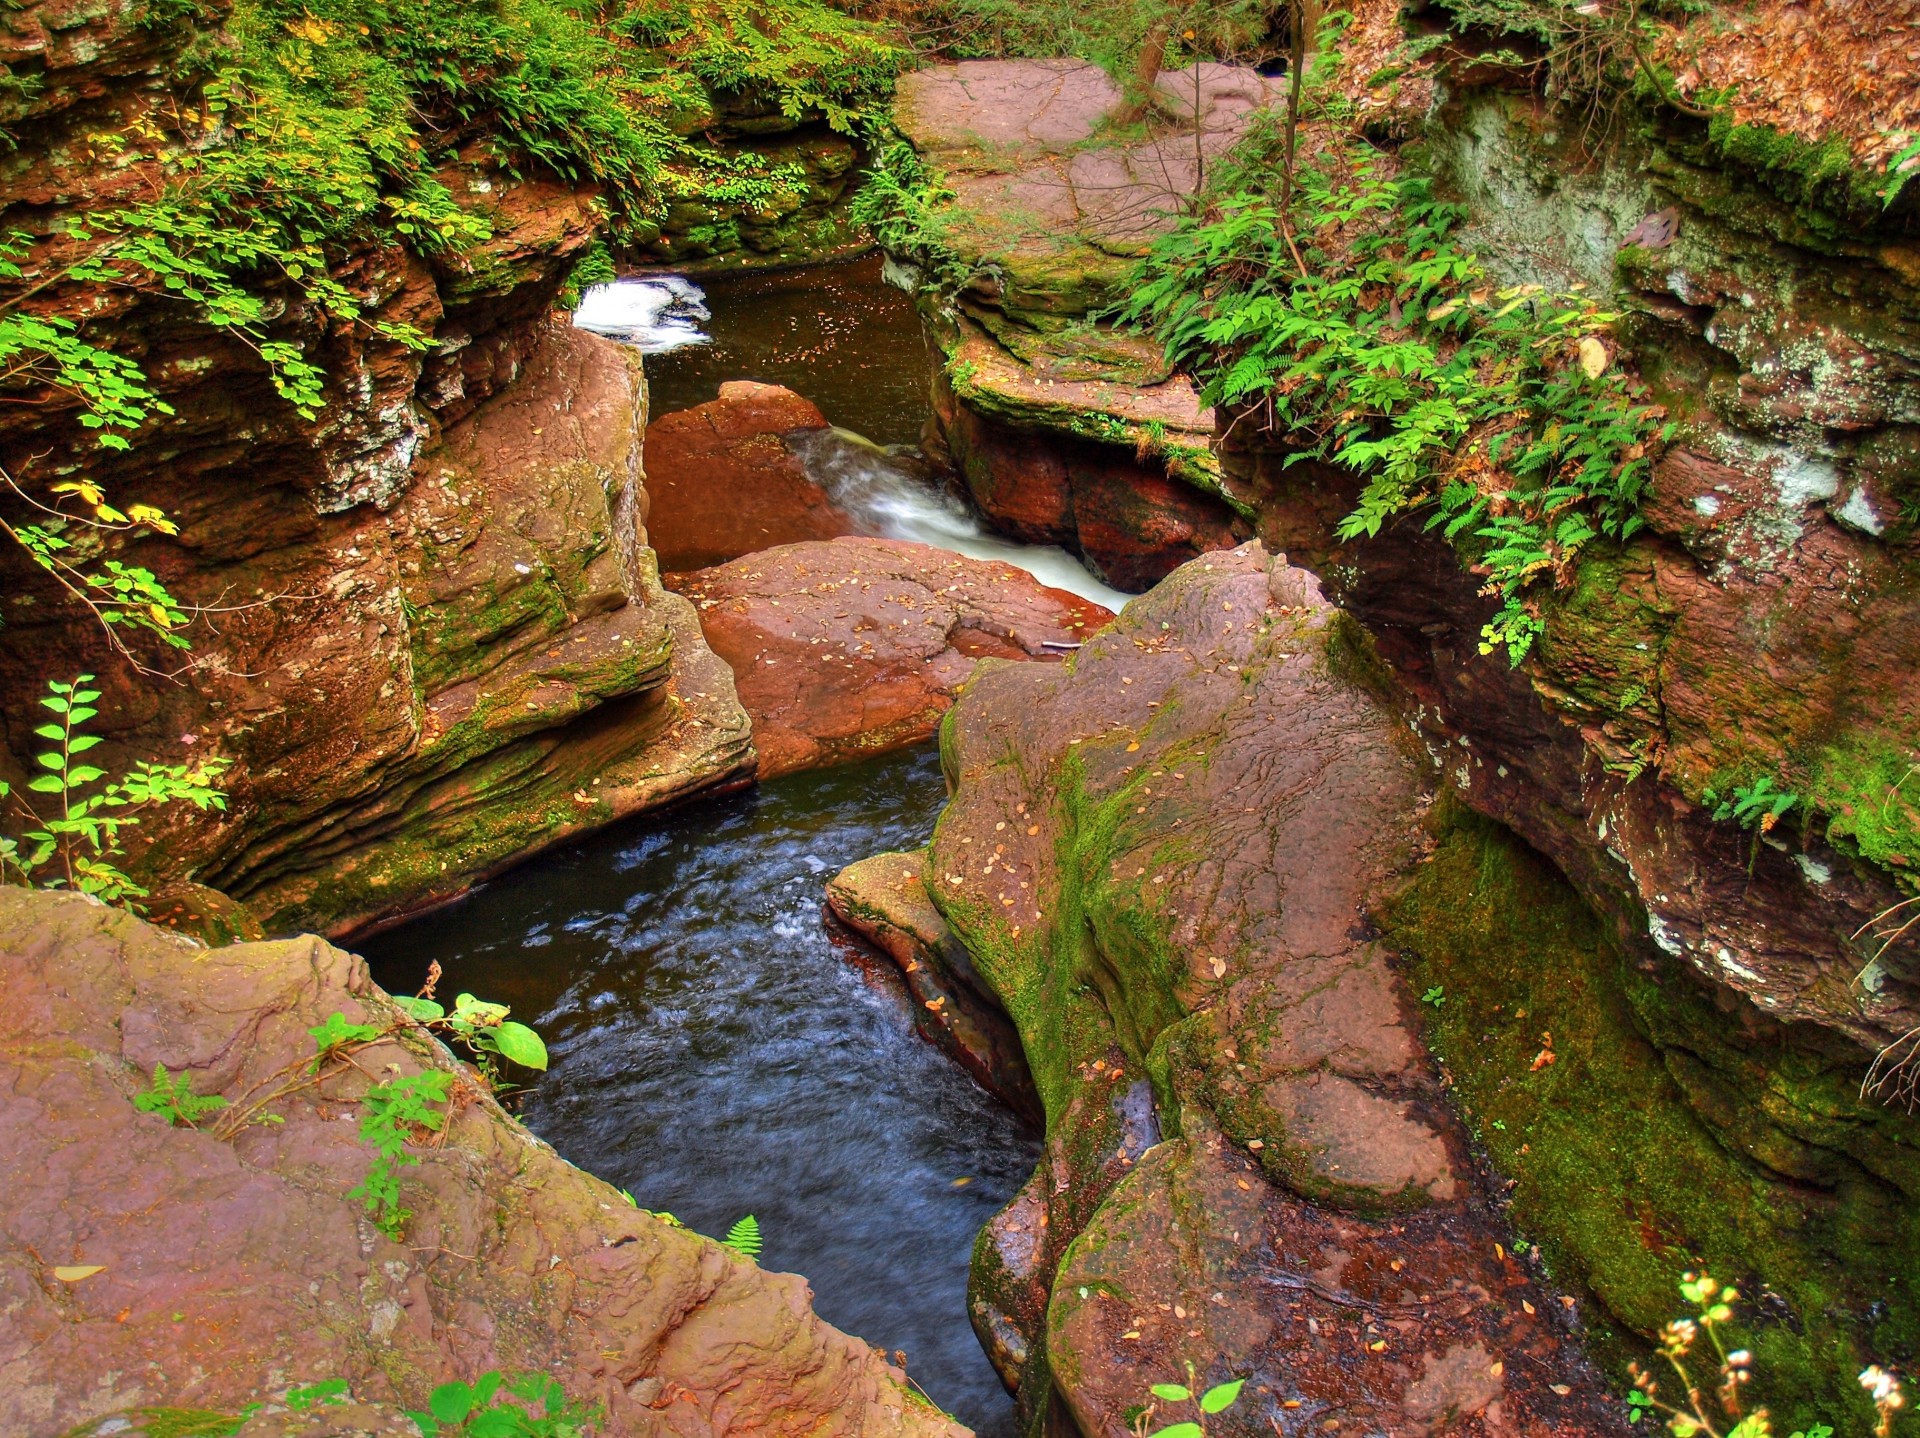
[1385,792,1919,1435]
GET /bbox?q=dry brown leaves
[1654,0,1920,169]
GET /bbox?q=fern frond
[721,1214,762,1261]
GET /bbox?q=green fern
[721,1215,763,1261]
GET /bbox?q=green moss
[1383,793,1918,1435]
[1805,734,1920,886]
[60,1410,245,1438]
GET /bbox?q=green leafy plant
[1135,1367,1245,1438]
[1117,46,1667,665]
[720,1214,763,1260]
[1706,778,1798,834]
[347,1069,454,1239]
[132,1063,230,1128]
[1421,984,1447,1007]
[0,675,229,906]
[392,991,550,1080]
[409,1370,600,1437]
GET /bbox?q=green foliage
[849,136,976,291]
[132,1063,230,1128]
[1884,134,1920,208]
[392,991,549,1076]
[1704,777,1798,833]
[0,676,229,906]
[623,0,903,134]
[409,1370,600,1437]
[720,1214,762,1260]
[1138,1369,1244,1438]
[1420,984,1446,1007]
[347,1069,453,1239]
[1118,124,1666,664]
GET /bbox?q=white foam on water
[790,427,1132,613]
[573,276,712,355]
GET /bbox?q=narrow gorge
[1,2,1916,1437]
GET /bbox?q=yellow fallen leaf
[54,1266,105,1282]
[1577,335,1609,378]
[1126,741,1141,752]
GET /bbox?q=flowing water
[364,725,1037,1434]
[573,258,1130,611]
[359,260,1122,1433]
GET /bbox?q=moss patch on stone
[1384,792,1917,1434]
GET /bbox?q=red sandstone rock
[668,537,1112,779]
[912,543,1620,1435]
[642,381,853,571]
[0,888,960,1438]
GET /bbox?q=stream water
[360,260,1117,1434]
[363,748,1037,1434]
[574,258,1130,610]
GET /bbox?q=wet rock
[1,888,961,1438]
[894,542,1619,1434]
[668,536,1111,779]
[827,850,1042,1121]
[933,363,1245,592]
[175,323,754,937]
[644,381,852,571]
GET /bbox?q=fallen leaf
[1551,1384,1573,1396]
[1577,336,1609,379]
[1530,1049,1557,1072]
[54,1266,105,1282]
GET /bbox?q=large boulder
[0,887,961,1438]
[175,322,754,937]
[840,544,1622,1435]
[668,536,1111,779]
[642,382,854,572]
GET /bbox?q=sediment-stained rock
[863,543,1620,1435]
[668,536,1110,779]
[826,849,1041,1121]
[642,381,852,571]
[174,322,754,938]
[0,887,962,1438]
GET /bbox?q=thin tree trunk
[1114,8,1175,124]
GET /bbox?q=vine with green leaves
[1115,13,1669,664]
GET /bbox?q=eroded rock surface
[180,322,753,937]
[846,544,1620,1435]
[887,59,1259,589]
[0,888,960,1438]
[669,536,1110,779]
[642,381,853,571]
[826,849,1041,1121]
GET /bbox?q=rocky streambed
[5,11,1918,1435]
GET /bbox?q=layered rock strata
[0,887,959,1438]
[836,544,1620,1436]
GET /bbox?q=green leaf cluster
[1118,129,1666,664]
[410,1370,600,1438]
[0,675,230,905]
[132,1063,231,1128]
[347,1069,453,1239]
[720,1213,762,1260]
[393,991,549,1074]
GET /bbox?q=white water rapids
[574,276,1131,612]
